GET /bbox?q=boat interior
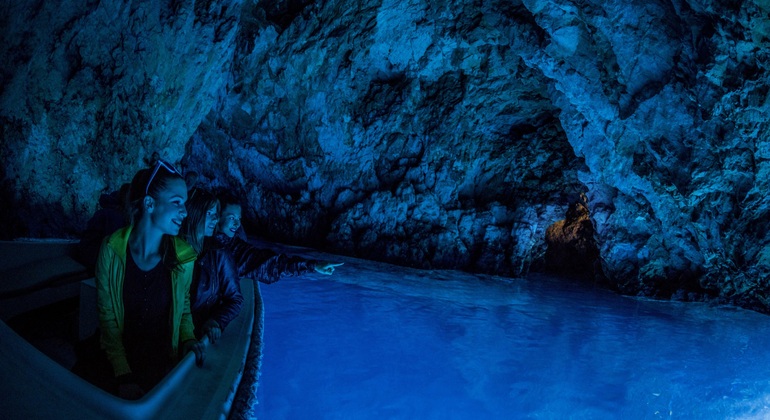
[0,240,262,419]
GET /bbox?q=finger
[195,346,205,366]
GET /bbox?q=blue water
[254,255,770,419]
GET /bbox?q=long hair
[179,188,220,254]
[127,162,185,272]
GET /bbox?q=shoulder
[206,235,227,251]
[107,225,131,243]
[211,246,238,272]
[172,236,198,263]
[210,246,235,264]
[230,235,254,250]
[213,232,232,247]
[198,241,230,264]
[102,226,132,256]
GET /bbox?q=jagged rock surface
[516,0,770,308]
[185,0,586,276]
[545,197,601,281]
[0,0,241,236]
[3,0,770,310]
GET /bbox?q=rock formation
[2,0,770,310]
[545,195,602,282]
[1,0,241,236]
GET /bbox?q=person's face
[148,178,188,235]
[218,204,242,238]
[204,204,219,237]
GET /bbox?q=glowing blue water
[254,258,770,419]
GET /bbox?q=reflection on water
[255,255,770,419]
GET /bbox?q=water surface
[255,256,770,419]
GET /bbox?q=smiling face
[218,204,242,238]
[148,177,188,235]
[204,203,219,237]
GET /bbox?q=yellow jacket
[96,225,197,377]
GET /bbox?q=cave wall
[519,0,770,305]
[2,0,770,308]
[0,0,241,236]
[184,0,585,276]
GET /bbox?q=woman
[180,189,243,344]
[96,160,204,400]
[215,192,342,283]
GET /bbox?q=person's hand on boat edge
[183,339,206,367]
[314,262,344,275]
[202,319,222,344]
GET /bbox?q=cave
[2,0,770,417]
[4,0,769,308]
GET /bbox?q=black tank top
[122,249,173,389]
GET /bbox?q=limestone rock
[0,0,241,236]
[544,197,601,282]
[3,0,770,311]
[184,0,585,277]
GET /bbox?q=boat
[0,239,263,419]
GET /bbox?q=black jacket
[190,238,244,337]
[214,232,316,284]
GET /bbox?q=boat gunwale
[1,276,257,419]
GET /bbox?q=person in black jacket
[215,192,342,283]
[180,189,243,343]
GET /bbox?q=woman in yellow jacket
[96,160,205,399]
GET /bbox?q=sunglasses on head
[145,159,180,196]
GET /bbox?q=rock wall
[184,0,586,276]
[517,0,770,307]
[0,0,241,236]
[3,0,770,309]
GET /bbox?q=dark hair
[128,164,184,221]
[127,163,186,272]
[117,183,130,205]
[179,188,219,254]
[113,183,131,226]
[216,191,243,211]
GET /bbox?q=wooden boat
[0,240,263,419]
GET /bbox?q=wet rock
[544,197,601,282]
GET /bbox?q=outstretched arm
[313,262,344,275]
